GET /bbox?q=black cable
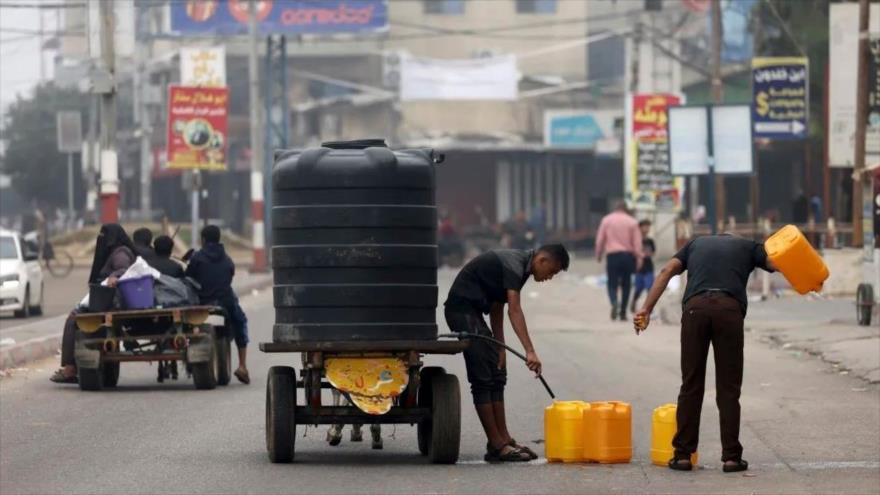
[437,332,555,400]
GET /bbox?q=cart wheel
[192,329,218,390]
[79,364,104,391]
[103,362,120,388]
[215,331,232,386]
[856,283,873,326]
[428,373,461,464]
[417,366,447,456]
[266,366,296,463]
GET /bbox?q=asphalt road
[1,266,878,495]
[0,269,90,328]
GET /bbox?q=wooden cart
[74,305,231,391]
[260,339,469,464]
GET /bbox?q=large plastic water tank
[271,139,440,342]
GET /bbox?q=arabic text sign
[166,86,228,171]
[170,0,388,35]
[751,57,808,140]
[632,94,682,141]
[180,47,226,87]
[544,110,621,153]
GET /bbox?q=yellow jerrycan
[651,404,698,466]
[544,401,589,463]
[583,401,632,464]
[764,225,829,294]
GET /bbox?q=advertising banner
[544,109,621,154]
[170,0,388,36]
[166,86,228,171]
[180,47,226,87]
[627,94,683,209]
[751,57,808,139]
[399,54,519,101]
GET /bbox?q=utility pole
[710,0,725,232]
[98,0,118,223]
[135,2,152,221]
[249,0,267,271]
[852,0,870,248]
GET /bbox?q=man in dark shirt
[132,228,157,263]
[445,244,570,462]
[151,235,185,278]
[185,225,250,384]
[633,234,775,473]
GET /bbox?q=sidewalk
[0,271,273,371]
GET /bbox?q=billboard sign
[544,110,621,154]
[631,93,681,141]
[56,111,82,154]
[668,104,753,176]
[180,47,226,87]
[751,57,808,139]
[166,86,228,171]
[626,93,684,208]
[170,0,388,36]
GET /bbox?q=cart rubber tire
[428,373,461,464]
[266,366,296,463]
[417,366,447,456]
[857,283,873,326]
[215,333,232,386]
[102,362,120,388]
[79,365,104,391]
[192,329,218,390]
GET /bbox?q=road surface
[1,265,878,494]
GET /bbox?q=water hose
[437,333,556,399]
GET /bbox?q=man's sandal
[723,459,749,473]
[49,369,77,384]
[668,457,693,471]
[509,438,538,460]
[484,445,531,463]
[234,368,250,385]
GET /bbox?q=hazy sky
[0,3,56,115]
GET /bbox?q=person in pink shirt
[596,202,643,321]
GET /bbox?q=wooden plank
[294,406,430,425]
[259,340,468,354]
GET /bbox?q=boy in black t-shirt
[445,244,569,462]
[630,220,656,314]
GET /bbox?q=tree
[0,83,90,210]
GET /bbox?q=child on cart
[185,225,250,384]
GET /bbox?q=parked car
[0,229,44,318]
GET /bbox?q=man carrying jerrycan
[633,228,828,473]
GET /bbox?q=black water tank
[271,140,440,342]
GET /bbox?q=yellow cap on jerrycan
[764,225,829,295]
[583,401,632,464]
[544,401,589,463]
[651,404,698,466]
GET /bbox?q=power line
[0,2,85,9]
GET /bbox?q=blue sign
[751,57,809,140]
[546,114,605,149]
[170,0,388,36]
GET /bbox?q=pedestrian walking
[630,219,656,314]
[444,244,569,462]
[633,234,776,473]
[596,202,643,321]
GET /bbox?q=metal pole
[98,0,118,223]
[249,0,267,271]
[710,0,725,228]
[67,153,74,231]
[707,106,717,235]
[191,171,200,250]
[852,0,870,248]
[135,2,151,222]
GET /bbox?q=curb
[0,335,62,370]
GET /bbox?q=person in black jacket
[132,227,157,263]
[185,225,250,384]
[151,235,185,278]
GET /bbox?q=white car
[0,229,44,318]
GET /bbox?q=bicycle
[38,239,74,278]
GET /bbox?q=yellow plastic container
[764,224,830,294]
[651,404,698,466]
[583,401,632,464]
[545,401,589,463]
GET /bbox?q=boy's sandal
[234,368,250,385]
[722,459,749,473]
[49,369,77,384]
[668,457,693,471]
[484,445,531,463]
[509,438,538,460]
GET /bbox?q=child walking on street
[631,219,655,314]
